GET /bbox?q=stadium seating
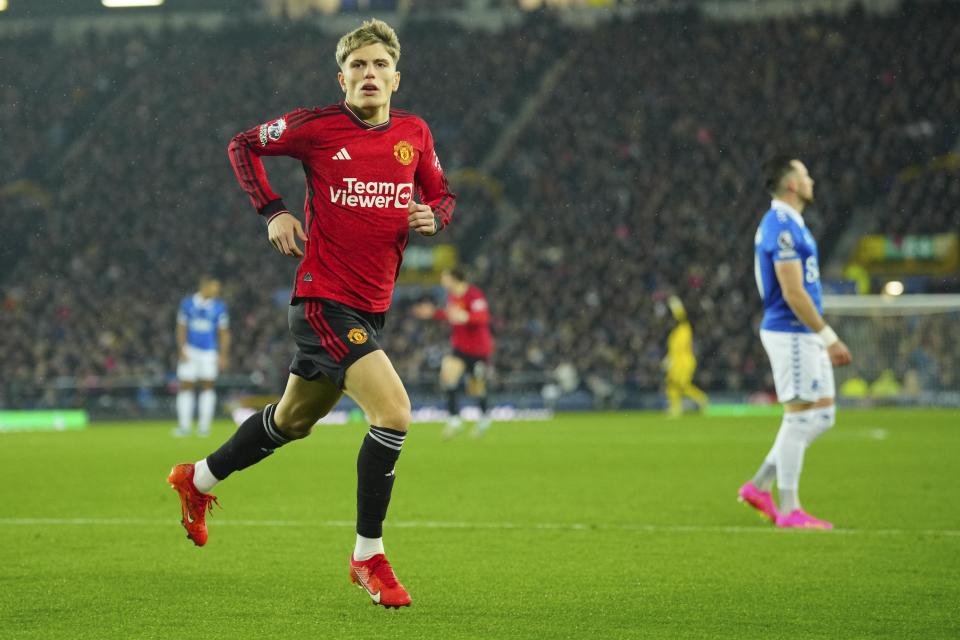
[1,3,957,409]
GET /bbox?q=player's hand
[267,212,307,258]
[412,302,436,319]
[828,341,853,367]
[447,306,469,325]
[408,201,437,236]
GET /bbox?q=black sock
[356,425,406,538]
[478,394,489,414]
[445,388,458,416]
[206,404,291,481]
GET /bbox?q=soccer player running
[174,277,230,437]
[738,156,852,530]
[167,19,455,608]
[412,268,494,439]
[662,295,708,418]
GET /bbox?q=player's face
[440,271,456,291]
[201,280,221,299]
[338,43,400,112]
[789,160,815,204]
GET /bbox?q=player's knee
[813,404,836,436]
[273,403,319,439]
[372,401,412,433]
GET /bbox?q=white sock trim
[353,534,385,561]
[192,458,220,494]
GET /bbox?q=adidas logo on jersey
[332,147,352,160]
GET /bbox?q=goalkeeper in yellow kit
[663,296,708,417]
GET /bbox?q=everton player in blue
[738,156,852,530]
[175,277,230,437]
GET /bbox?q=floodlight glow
[102,0,164,7]
[883,281,905,296]
[0,0,8,12]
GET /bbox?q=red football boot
[167,463,219,546]
[349,554,412,608]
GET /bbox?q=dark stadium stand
[1,2,957,411]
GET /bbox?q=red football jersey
[228,102,456,313]
[434,284,493,358]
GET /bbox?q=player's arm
[176,306,188,361]
[408,125,456,236]
[217,310,230,370]
[774,260,852,366]
[227,108,315,257]
[218,327,230,370]
[464,295,490,326]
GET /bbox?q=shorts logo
[259,118,286,147]
[394,140,414,166]
[347,327,368,345]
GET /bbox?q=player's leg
[440,353,466,438]
[343,350,413,607]
[195,351,220,437]
[741,331,797,522]
[467,359,492,437]
[806,349,837,446]
[169,373,342,546]
[665,368,684,418]
[767,334,833,529]
[175,349,197,436]
[681,363,709,411]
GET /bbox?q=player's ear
[392,71,400,93]
[337,71,347,93]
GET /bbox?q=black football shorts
[288,297,385,388]
[452,349,491,381]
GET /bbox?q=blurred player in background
[662,295,708,417]
[413,268,494,439]
[738,156,852,530]
[174,277,230,437]
[166,19,455,609]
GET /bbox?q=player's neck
[775,193,805,215]
[453,283,469,296]
[344,100,390,126]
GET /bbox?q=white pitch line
[0,517,958,538]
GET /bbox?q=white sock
[198,389,217,434]
[192,458,220,494]
[176,390,195,432]
[773,409,818,512]
[751,453,777,493]
[353,534,385,561]
[807,405,836,446]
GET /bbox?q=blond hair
[336,19,401,68]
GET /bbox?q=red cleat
[349,554,412,608]
[167,463,219,547]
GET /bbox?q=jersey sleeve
[466,291,490,325]
[761,217,803,263]
[227,107,320,219]
[415,124,456,233]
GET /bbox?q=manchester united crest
[393,140,414,166]
[347,327,369,345]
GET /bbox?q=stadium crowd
[1,3,958,409]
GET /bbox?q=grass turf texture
[1,409,957,639]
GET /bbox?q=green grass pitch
[1,409,958,639]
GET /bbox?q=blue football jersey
[178,294,229,351]
[754,200,822,333]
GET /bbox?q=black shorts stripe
[305,300,348,361]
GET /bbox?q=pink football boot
[737,481,779,523]
[776,509,834,530]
